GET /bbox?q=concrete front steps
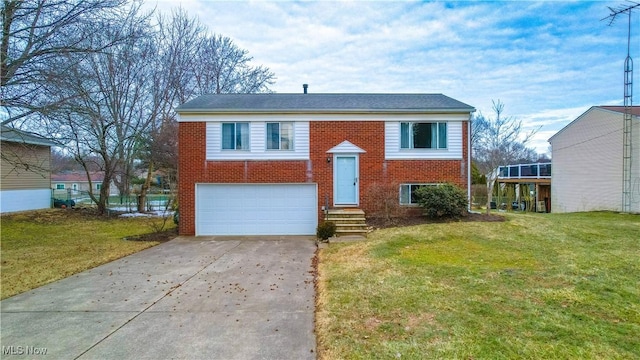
[324,208,368,237]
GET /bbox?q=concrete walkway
[1,237,317,359]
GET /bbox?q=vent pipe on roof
[303,84,308,94]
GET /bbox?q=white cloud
[146,0,639,154]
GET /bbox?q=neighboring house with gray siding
[548,106,640,213]
[1,125,57,213]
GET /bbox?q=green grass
[316,212,640,359]
[1,209,175,299]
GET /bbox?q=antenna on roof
[601,2,639,25]
[602,1,639,213]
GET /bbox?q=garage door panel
[196,184,317,236]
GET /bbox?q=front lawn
[316,212,640,359]
[0,209,175,299]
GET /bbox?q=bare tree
[153,8,206,105]
[136,11,276,212]
[3,2,277,215]
[194,34,275,95]
[137,116,178,210]
[51,149,90,173]
[1,0,128,125]
[46,2,156,214]
[472,100,539,214]
[134,8,205,212]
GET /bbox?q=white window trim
[56,183,65,190]
[206,122,310,160]
[385,122,462,160]
[400,122,448,150]
[399,183,441,206]
[221,122,250,151]
[266,122,294,151]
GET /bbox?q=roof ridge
[177,93,475,113]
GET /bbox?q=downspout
[467,116,472,211]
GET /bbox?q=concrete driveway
[1,236,317,359]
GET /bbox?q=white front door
[334,155,358,205]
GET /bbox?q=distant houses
[51,172,118,197]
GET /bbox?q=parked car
[53,199,75,208]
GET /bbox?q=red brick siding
[178,122,205,235]
[311,121,469,217]
[310,121,385,216]
[178,120,469,235]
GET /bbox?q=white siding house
[548,106,640,213]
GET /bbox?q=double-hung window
[266,122,293,150]
[222,123,249,150]
[400,122,447,149]
[56,184,65,190]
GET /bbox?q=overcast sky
[147,0,640,155]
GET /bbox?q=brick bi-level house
[176,90,474,236]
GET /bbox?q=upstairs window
[222,123,250,150]
[56,184,65,190]
[266,122,293,150]
[400,122,447,149]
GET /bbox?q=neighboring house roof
[0,125,58,147]
[548,105,640,143]
[52,172,105,182]
[176,93,475,114]
[598,105,640,116]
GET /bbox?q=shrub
[172,198,179,226]
[173,209,179,226]
[415,183,468,219]
[316,221,336,240]
[366,182,409,225]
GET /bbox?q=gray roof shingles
[598,105,640,116]
[177,93,475,113]
[0,125,58,147]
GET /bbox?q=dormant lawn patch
[1,209,175,299]
[316,212,640,359]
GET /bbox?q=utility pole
[603,2,639,213]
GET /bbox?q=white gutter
[175,108,475,115]
[467,118,472,211]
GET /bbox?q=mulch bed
[123,228,178,242]
[367,212,505,229]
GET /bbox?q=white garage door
[196,184,318,236]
